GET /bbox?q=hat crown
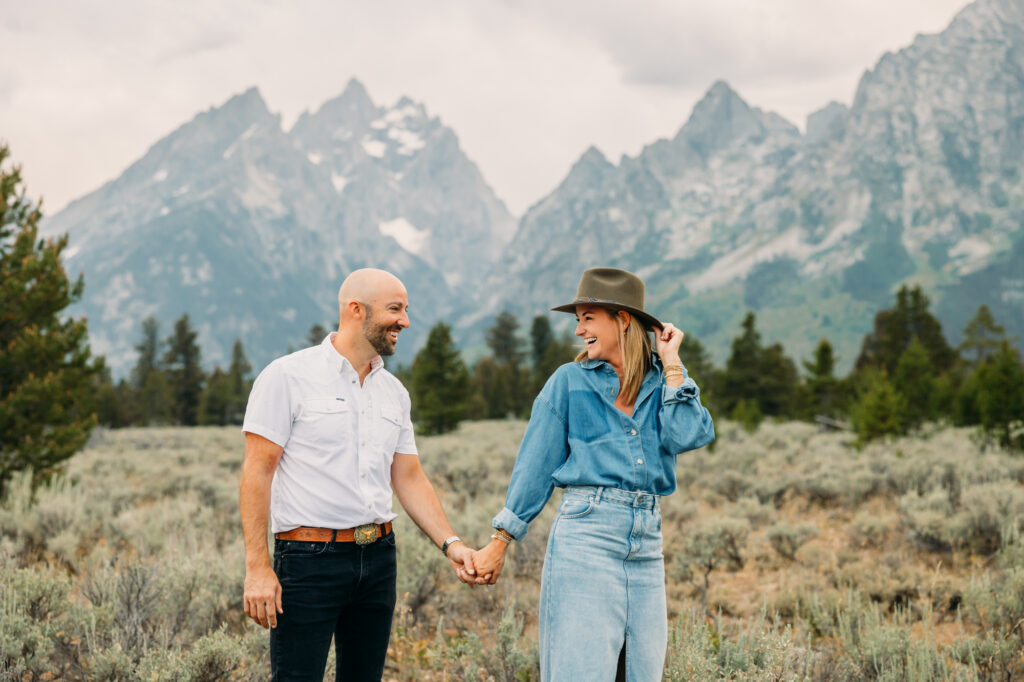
[574,268,645,309]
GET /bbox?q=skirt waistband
[564,485,660,510]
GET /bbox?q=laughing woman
[472,268,715,682]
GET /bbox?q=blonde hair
[575,309,652,405]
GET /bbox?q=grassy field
[2,420,1023,680]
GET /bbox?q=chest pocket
[377,404,403,455]
[299,397,349,446]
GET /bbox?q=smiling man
[239,268,478,681]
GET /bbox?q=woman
[472,267,715,681]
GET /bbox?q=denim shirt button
[630,428,637,435]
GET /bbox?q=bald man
[240,268,478,681]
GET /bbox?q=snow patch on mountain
[379,218,428,255]
[331,173,349,193]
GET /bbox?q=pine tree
[893,338,935,429]
[529,315,554,372]
[483,311,530,417]
[720,313,799,419]
[163,314,204,425]
[411,322,469,434]
[228,338,252,421]
[803,338,843,418]
[855,285,954,374]
[959,305,1007,369]
[307,323,330,347]
[199,368,235,425]
[852,369,907,444]
[0,143,101,491]
[130,316,172,425]
[973,341,1024,450]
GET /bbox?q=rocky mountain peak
[675,80,767,159]
[805,101,848,145]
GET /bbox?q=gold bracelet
[664,370,684,378]
[663,364,683,373]
[492,528,514,543]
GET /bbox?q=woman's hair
[575,308,652,405]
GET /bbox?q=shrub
[767,523,819,560]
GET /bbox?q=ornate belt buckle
[355,523,379,545]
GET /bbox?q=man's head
[337,269,410,357]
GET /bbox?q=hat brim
[551,299,663,330]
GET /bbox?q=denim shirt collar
[578,353,665,409]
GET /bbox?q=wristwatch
[441,535,461,556]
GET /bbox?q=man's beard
[363,311,399,356]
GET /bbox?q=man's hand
[244,564,283,628]
[473,538,509,585]
[445,542,479,586]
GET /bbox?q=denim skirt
[539,485,666,682]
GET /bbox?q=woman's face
[575,305,626,365]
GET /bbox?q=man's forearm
[393,469,456,548]
[240,459,274,568]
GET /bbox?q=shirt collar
[321,332,384,377]
[579,352,664,374]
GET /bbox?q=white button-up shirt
[242,333,417,533]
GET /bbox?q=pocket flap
[305,397,348,414]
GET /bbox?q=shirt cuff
[493,508,529,541]
[662,378,699,404]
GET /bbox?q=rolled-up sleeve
[493,389,569,541]
[659,368,715,455]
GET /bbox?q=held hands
[655,322,684,364]
[471,538,509,585]
[243,564,283,629]
[445,542,480,587]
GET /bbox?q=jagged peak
[674,80,764,156]
[578,145,611,167]
[215,86,272,120]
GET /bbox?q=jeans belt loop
[594,486,604,504]
[331,529,338,543]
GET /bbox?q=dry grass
[2,419,1023,680]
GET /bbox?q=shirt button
[630,428,637,435]
[637,458,643,464]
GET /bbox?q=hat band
[573,297,640,308]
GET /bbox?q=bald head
[338,268,406,311]
[335,268,410,357]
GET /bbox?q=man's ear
[343,300,366,321]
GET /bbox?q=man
[240,268,477,681]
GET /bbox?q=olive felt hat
[551,267,662,330]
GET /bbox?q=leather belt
[275,522,392,545]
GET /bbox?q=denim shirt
[492,355,715,540]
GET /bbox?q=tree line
[2,140,1022,496]
[401,287,1023,450]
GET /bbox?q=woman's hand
[655,322,684,365]
[473,538,509,585]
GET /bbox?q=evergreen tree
[0,143,101,491]
[802,338,843,418]
[307,323,330,347]
[411,322,469,434]
[228,338,252,420]
[973,341,1024,450]
[199,368,235,425]
[163,314,204,425]
[852,369,907,444]
[529,315,555,372]
[470,357,508,419]
[855,285,955,375]
[892,338,935,429]
[720,313,799,419]
[483,311,530,417]
[959,304,1007,368]
[130,316,172,425]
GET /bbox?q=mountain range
[42,0,1024,376]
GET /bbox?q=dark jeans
[270,532,398,681]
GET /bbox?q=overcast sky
[1,0,969,217]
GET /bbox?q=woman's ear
[617,309,631,332]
